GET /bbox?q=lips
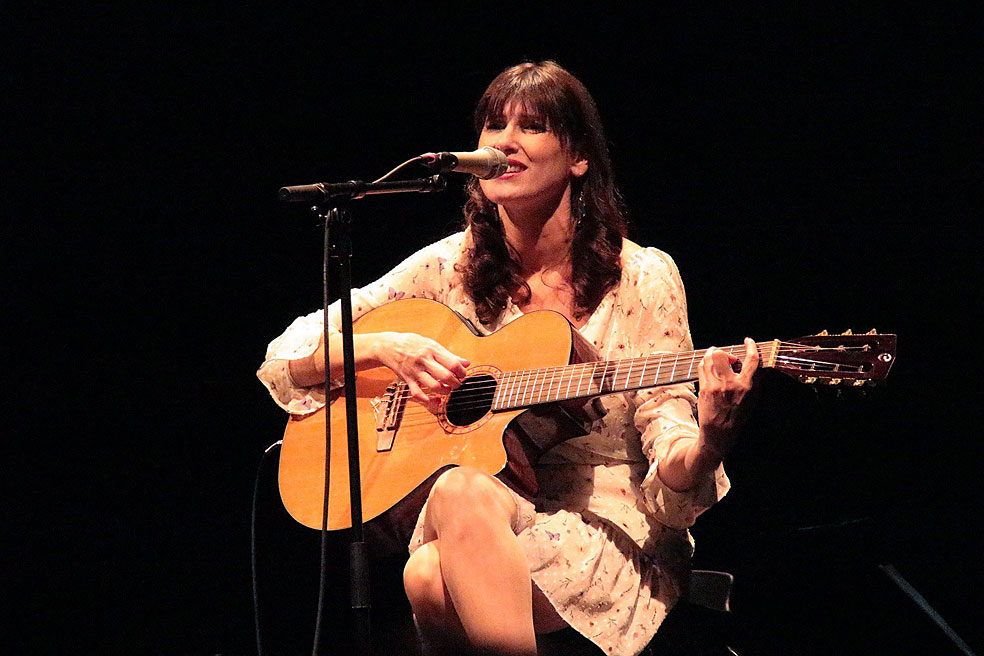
[501,158,527,176]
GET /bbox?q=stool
[686,569,735,613]
[643,569,739,656]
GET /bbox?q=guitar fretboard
[491,342,776,411]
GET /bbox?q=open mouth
[503,159,527,175]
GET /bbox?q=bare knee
[428,467,516,532]
[403,542,446,626]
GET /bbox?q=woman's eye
[485,121,505,131]
[523,123,547,133]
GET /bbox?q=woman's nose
[492,124,519,153]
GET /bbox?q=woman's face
[477,102,587,211]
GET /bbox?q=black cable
[311,209,333,656]
[252,440,283,656]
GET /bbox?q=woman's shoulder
[619,238,682,283]
[415,230,469,258]
[390,230,469,272]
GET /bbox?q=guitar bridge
[372,380,408,451]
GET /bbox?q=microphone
[421,147,508,179]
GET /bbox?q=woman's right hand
[372,331,470,413]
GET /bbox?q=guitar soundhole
[445,374,497,427]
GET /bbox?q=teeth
[506,165,523,173]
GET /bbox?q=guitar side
[277,299,578,531]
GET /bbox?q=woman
[258,61,758,656]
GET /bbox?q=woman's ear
[570,156,588,178]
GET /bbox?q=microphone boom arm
[278,175,447,203]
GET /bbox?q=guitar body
[278,298,589,534]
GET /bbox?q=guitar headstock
[770,330,897,386]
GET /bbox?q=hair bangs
[474,62,580,149]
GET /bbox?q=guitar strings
[383,346,867,411]
[387,364,865,427]
[376,347,870,423]
[383,343,866,404]
[378,342,827,404]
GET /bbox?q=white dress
[257,230,730,656]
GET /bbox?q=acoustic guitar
[278,298,896,534]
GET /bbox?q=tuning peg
[800,376,818,384]
[817,330,828,336]
[852,379,865,387]
[827,378,842,385]
[867,328,877,335]
[841,329,853,335]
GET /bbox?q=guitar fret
[501,372,510,408]
[624,359,634,392]
[547,367,556,404]
[565,366,574,400]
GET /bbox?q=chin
[481,182,533,205]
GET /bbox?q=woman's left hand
[696,337,760,461]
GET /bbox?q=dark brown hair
[460,61,627,326]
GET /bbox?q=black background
[5,5,981,655]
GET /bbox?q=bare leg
[404,540,467,653]
[405,538,569,654]
[412,467,537,655]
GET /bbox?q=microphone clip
[419,152,458,171]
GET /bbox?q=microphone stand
[281,174,446,656]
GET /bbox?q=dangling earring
[574,187,586,228]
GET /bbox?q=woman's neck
[498,189,574,275]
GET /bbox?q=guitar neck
[492,341,778,411]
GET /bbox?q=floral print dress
[257,230,730,656]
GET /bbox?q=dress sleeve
[256,232,465,415]
[625,248,731,529]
